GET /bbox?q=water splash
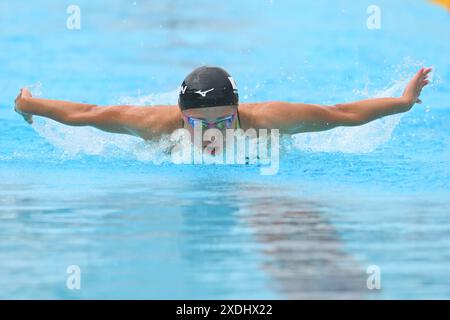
[116,88,179,106]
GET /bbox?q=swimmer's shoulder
[238,102,281,129]
[140,105,182,138]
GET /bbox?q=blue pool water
[1,0,450,299]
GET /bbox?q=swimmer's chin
[204,146,219,156]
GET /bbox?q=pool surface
[1,0,450,299]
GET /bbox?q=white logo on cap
[228,77,237,91]
[195,88,215,97]
[180,85,188,94]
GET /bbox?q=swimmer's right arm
[14,88,163,139]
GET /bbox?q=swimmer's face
[181,105,238,151]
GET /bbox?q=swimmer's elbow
[63,104,99,125]
[332,104,368,127]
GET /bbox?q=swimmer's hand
[402,67,432,109]
[14,88,33,124]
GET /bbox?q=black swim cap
[178,66,239,110]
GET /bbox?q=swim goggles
[183,111,237,130]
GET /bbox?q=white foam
[116,88,179,106]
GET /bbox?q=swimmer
[14,66,431,142]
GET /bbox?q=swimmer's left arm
[254,67,431,134]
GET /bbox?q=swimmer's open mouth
[203,143,218,156]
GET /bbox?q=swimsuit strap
[236,110,242,129]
